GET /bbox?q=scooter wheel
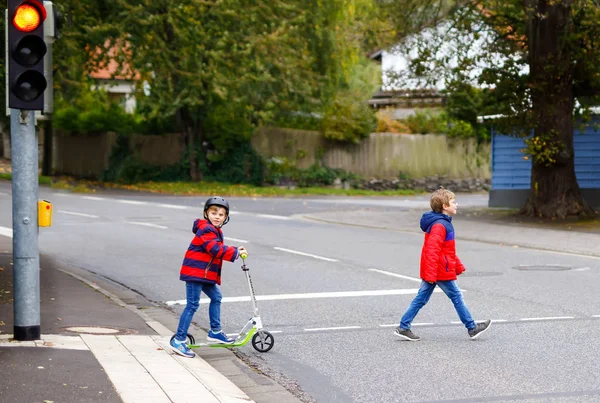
[251,331,274,353]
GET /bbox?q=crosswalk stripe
[166,288,442,306]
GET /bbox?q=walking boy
[395,187,491,341]
[170,196,247,358]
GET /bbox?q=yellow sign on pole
[38,200,52,227]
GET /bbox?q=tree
[378,0,599,218]
[106,0,320,181]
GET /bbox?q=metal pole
[11,109,40,341]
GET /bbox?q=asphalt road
[1,182,599,403]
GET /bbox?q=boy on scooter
[170,196,247,358]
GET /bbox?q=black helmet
[203,196,230,225]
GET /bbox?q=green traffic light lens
[11,71,47,102]
[12,35,47,66]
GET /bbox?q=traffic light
[7,0,47,111]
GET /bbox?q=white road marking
[166,288,442,306]
[593,315,600,318]
[224,237,249,244]
[125,221,168,230]
[117,200,147,205]
[58,210,99,219]
[156,203,189,210]
[273,247,338,262]
[256,214,290,220]
[0,226,13,238]
[520,316,574,321]
[305,326,361,332]
[369,268,423,283]
[572,267,590,272]
[0,192,9,196]
[379,322,433,328]
[82,196,106,201]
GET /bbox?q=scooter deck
[189,327,256,349]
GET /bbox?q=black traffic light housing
[7,0,47,110]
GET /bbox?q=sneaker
[169,337,196,358]
[207,330,235,344]
[394,327,421,341]
[468,320,492,339]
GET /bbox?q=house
[367,49,444,120]
[368,22,525,120]
[89,42,140,113]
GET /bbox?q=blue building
[489,125,600,208]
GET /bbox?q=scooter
[170,253,275,353]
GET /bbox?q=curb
[53,266,254,403]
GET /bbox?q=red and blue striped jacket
[180,219,239,285]
[419,211,466,283]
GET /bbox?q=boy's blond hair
[430,187,456,213]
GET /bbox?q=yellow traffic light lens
[13,4,41,32]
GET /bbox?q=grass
[0,173,52,186]
[102,180,419,197]
[0,174,419,197]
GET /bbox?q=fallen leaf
[56,318,62,321]
[0,267,4,271]
[157,348,163,350]
[43,341,54,347]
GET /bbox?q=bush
[376,112,411,133]
[205,142,265,186]
[54,90,141,135]
[447,120,475,139]
[321,94,377,143]
[264,157,359,188]
[403,109,448,134]
[102,133,188,184]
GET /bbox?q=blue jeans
[400,280,475,330]
[175,281,222,341]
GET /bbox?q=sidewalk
[302,205,600,258]
[0,235,300,403]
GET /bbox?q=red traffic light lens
[13,4,41,32]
